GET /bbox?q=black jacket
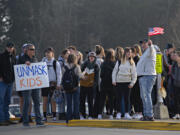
[0,50,16,83]
[100,60,115,88]
[17,54,38,64]
[172,62,180,88]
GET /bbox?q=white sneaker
[109,115,113,120]
[124,113,132,120]
[116,113,121,119]
[136,114,143,119]
[80,115,85,120]
[42,117,47,122]
[88,117,93,120]
[52,117,56,121]
[132,114,137,119]
[98,114,102,120]
[173,114,180,119]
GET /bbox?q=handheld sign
[14,62,49,91]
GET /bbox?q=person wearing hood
[80,52,99,120]
[0,42,16,126]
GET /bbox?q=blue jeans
[66,88,80,120]
[139,75,156,117]
[58,93,66,113]
[22,89,41,125]
[0,82,13,122]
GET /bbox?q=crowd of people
[0,39,180,127]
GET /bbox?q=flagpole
[148,28,150,40]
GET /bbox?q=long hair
[95,45,105,58]
[122,47,134,65]
[105,48,115,62]
[131,47,137,56]
[134,44,142,56]
[77,51,83,65]
[67,54,77,65]
[115,46,124,61]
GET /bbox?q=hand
[56,86,61,90]
[128,85,133,89]
[25,61,31,65]
[112,82,116,86]
[148,40,152,46]
[0,77,3,82]
[82,76,88,80]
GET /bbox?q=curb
[67,120,180,131]
[10,118,180,131]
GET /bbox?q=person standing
[17,43,44,127]
[57,49,70,120]
[98,49,116,120]
[16,44,33,123]
[136,39,157,121]
[171,48,180,119]
[112,47,137,120]
[80,52,99,120]
[130,46,143,119]
[41,47,61,122]
[0,42,16,126]
[62,54,84,122]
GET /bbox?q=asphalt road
[0,124,180,135]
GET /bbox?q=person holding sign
[41,47,62,122]
[17,43,44,127]
[0,42,16,126]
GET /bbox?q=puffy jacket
[0,50,16,83]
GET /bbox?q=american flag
[148,27,164,36]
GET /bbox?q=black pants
[80,86,94,117]
[116,83,131,113]
[174,86,180,114]
[99,86,115,115]
[130,79,143,113]
[93,86,100,118]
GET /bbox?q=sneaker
[132,114,137,119]
[109,115,113,120]
[124,113,132,120]
[140,116,154,121]
[23,123,30,128]
[52,117,56,121]
[98,114,102,120]
[173,114,180,119]
[88,117,93,120]
[80,115,85,120]
[42,117,47,122]
[147,116,155,121]
[136,114,143,119]
[116,113,121,119]
[36,122,45,127]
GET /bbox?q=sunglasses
[7,46,14,48]
[29,48,35,51]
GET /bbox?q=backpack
[53,60,57,78]
[62,65,79,92]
